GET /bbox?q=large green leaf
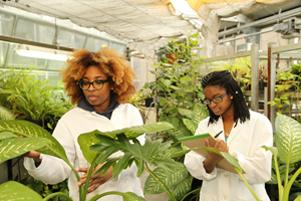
[0,131,17,140]
[95,122,174,139]
[78,130,99,163]
[182,118,196,134]
[144,163,192,200]
[0,120,70,166]
[0,105,15,120]
[0,137,49,164]
[0,181,43,201]
[294,195,301,201]
[78,122,174,163]
[202,147,244,173]
[275,114,301,164]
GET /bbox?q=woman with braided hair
[184,70,273,201]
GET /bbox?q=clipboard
[178,133,237,173]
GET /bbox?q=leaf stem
[180,186,200,201]
[89,191,123,201]
[282,166,301,201]
[79,157,98,201]
[237,169,261,201]
[273,154,283,201]
[43,192,72,201]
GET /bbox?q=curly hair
[62,48,136,104]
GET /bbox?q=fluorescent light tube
[16,48,69,61]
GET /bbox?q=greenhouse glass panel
[47,60,66,71]
[57,27,85,49]
[15,18,35,41]
[110,42,126,54]
[37,23,55,44]
[0,41,8,66]
[85,37,110,52]
[45,71,61,85]
[0,11,15,36]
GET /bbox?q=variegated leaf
[0,106,15,120]
[0,120,70,166]
[275,114,301,164]
[0,181,43,201]
[144,163,192,200]
[0,137,49,164]
[0,131,17,140]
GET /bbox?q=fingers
[214,139,228,152]
[77,167,88,173]
[88,177,105,192]
[77,172,111,190]
[203,139,209,146]
[78,175,108,192]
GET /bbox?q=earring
[230,96,233,99]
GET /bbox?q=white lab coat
[184,110,273,201]
[24,103,144,201]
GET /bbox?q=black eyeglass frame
[77,79,110,90]
[202,93,228,105]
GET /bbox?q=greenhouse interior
[0,0,301,201]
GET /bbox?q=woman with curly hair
[24,48,144,201]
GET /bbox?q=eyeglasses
[202,94,227,105]
[77,79,109,90]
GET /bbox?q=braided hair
[201,70,250,124]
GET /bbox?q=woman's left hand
[77,165,112,193]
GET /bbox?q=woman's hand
[202,139,228,173]
[77,165,112,193]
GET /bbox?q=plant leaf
[78,130,99,163]
[0,137,49,164]
[0,181,43,201]
[0,120,70,166]
[201,147,244,173]
[275,113,301,164]
[121,192,147,201]
[112,153,132,178]
[294,195,301,201]
[0,131,17,140]
[0,105,15,120]
[182,118,197,134]
[78,122,174,163]
[263,146,278,157]
[144,163,192,200]
[95,122,174,139]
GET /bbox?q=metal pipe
[267,44,272,119]
[0,35,74,51]
[218,6,301,38]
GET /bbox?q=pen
[214,131,223,138]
